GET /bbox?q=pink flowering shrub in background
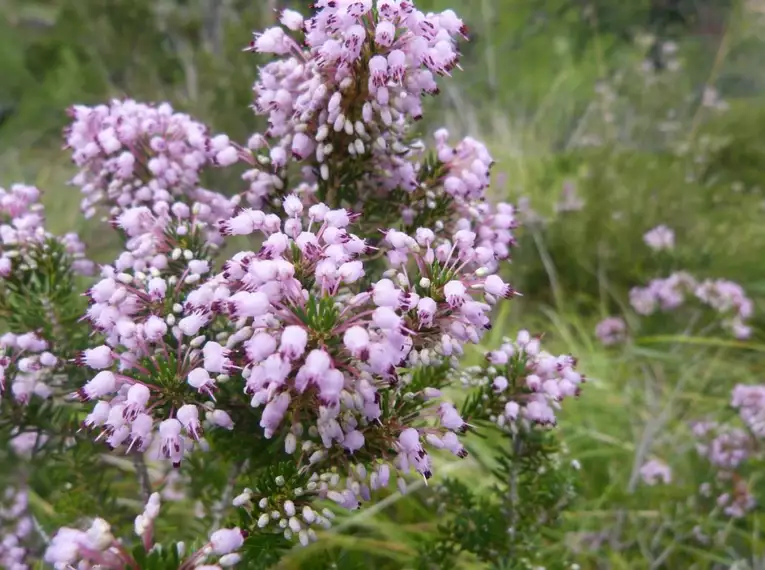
[0,2,585,569]
[594,317,628,346]
[642,225,675,252]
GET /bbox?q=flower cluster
[693,421,752,472]
[690,383,765,519]
[594,317,627,346]
[731,384,765,437]
[0,484,34,570]
[74,194,518,511]
[643,224,675,251]
[0,184,94,278]
[243,1,466,204]
[44,493,245,569]
[0,332,58,406]
[77,264,235,460]
[65,100,239,226]
[233,474,333,546]
[693,418,757,519]
[239,0,519,260]
[639,459,672,486]
[457,330,584,429]
[629,272,752,338]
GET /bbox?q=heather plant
[0,2,586,569]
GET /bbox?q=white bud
[220,553,242,567]
[232,491,251,507]
[299,530,309,546]
[309,450,326,464]
[285,433,297,454]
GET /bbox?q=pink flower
[159,418,184,466]
[209,409,235,430]
[280,9,304,31]
[343,430,365,452]
[343,326,370,359]
[178,312,211,336]
[78,371,117,401]
[595,317,627,346]
[203,342,231,374]
[210,528,245,555]
[639,459,672,486]
[279,326,308,360]
[76,345,114,369]
[177,404,203,440]
[483,275,513,299]
[295,350,332,392]
[187,368,215,395]
[643,225,675,251]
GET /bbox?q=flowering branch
[0,2,588,569]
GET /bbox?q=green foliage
[417,430,577,570]
[294,295,341,336]
[0,0,285,147]
[0,238,88,347]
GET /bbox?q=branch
[504,432,523,563]
[210,460,248,532]
[132,453,152,503]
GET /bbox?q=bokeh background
[2,0,765,567]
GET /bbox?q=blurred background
[2,0,765,567]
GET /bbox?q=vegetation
[2,0,765,568]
